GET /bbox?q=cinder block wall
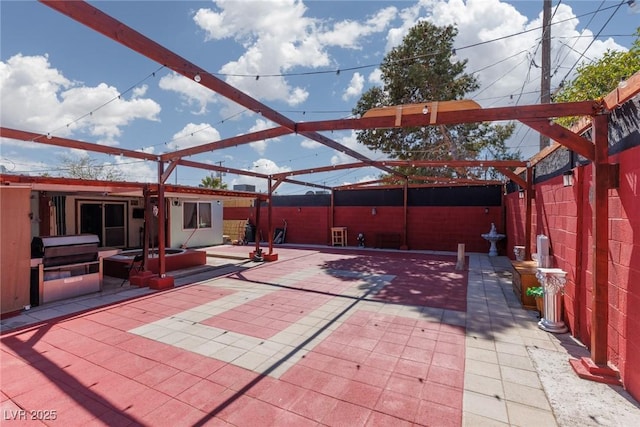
[225,201,504,252]
[506,143,640,400]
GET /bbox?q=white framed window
[183,202,212,230]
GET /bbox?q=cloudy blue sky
[1,0,637,193]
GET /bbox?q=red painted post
[267,178,273,255]
[525,166,533,260]
[157,162,166,277]
[254,198,261,253]
[401,179,408,249]
[591,114,609,365]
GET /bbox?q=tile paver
[1,246,639,426]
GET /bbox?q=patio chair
[121,254,144,286]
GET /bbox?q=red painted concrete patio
[1,247,468,426]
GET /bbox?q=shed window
[183,202,212,229]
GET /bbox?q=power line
[551,0,606,81]
[15,1,633,181]
[180,3,631,82]
[37,65,166,143]
[557,0,628,87]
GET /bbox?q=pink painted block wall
[506,144,640,398]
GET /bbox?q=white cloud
[342,72,365,101]
[158,72,218,115]
[248,118,279,154]
[167,123,221,151]
[330,130,380,165]
[301,139,322,149]
[318,7,397,48]
[368,68,383,85]
[132,85,148,98]
[380,0,630,158]
[385,1,423,51]
[113,157,156,182]
[0,54,161,145]
[230,158,291,192]
[357,174,379,184]
[0,142,51,175]
[193,0,396,106]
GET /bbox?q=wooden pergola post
[569,113,620,385]
[591,113,609,364]
[267,177,273,255]
[142,186,151,265]
[157,161,166,277]
[401,178,408,250]
[330,190,335,245]
[254,197,261,253]
[525,165,534,260]
[146,161,174,289]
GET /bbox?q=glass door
[79,202,127,247]
[104,203,125,247]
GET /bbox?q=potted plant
[526,286,544,315]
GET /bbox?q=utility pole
[540,0,551,151]
[215,160,225,186]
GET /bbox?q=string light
[38,65,165,140]
[20,3,630,188]
[449,49,458,64]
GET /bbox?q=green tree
[553,28,640,127]
[59,154,124,181]
[353,22,517,180]
[199,174,227,189]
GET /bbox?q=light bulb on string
[194,73,201,82]
[449,49,459,64]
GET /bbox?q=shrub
[526,286,544,298]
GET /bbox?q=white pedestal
[536,268,568,333]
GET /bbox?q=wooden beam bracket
[520,119,595,161]
[160,160,178,184]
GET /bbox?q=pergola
[2,0,625,379]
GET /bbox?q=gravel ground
[529,346,640,427]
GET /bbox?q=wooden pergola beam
[334,179,388,189]
[177,159,269,180]
[0,127,158,162]
[272,162,366,179]
[161,161,178,184]
[294,101,603,132]
[496,167,526,189]
[520,119,595,161]
[274,160,527,180]
[161,127,294,161]
[40,0,398,178]
[378,160,527,168]
[176,159,330,190]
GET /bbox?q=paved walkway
[1,246,639,426]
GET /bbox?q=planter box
[511,260,539,310]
